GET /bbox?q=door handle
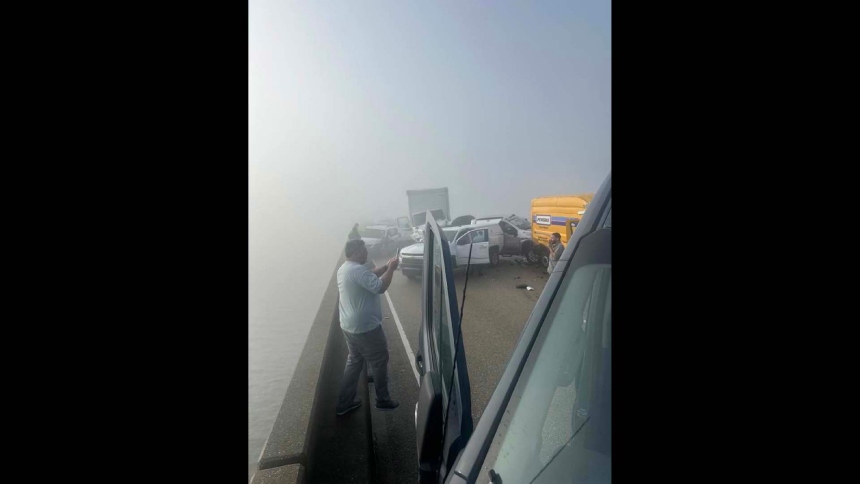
[416,354,424,375]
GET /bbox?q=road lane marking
[384,290,420,385]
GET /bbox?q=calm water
[248,230,344,481]
[248,314,313,480]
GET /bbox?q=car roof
[445,222,496,231]
[442,222,498,239]
[469,221,500,228]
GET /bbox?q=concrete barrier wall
[252,254,373,484]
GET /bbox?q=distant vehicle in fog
[450,215,475,227]
[359,225,406,255]
[408,188,451,242]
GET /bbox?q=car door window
[457,233,472,246]
[471,229,487,243]
[481,230,611,484]
[431,236,456,405]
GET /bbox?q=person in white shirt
[335,238,401,415]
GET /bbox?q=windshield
[359,228,386,238]
[482,259,612,483]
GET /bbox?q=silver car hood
[401,243,425,255]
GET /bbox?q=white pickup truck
[398,221,532,279]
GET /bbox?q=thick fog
[249,0,610,473]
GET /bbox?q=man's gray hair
[345,239,365,257]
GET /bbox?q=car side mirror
[416,370,443,472]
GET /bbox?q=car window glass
[431,236,443,370]
[457,233,472,245]
[481,258,612,484]
[431,234,455,411]
[439,283,453,409]
[471,230,487,243]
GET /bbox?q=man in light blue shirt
[335,238,401,415]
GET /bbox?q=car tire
[489,248,500,266]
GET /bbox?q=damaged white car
[398,220,533,280]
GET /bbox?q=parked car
[398,220,527,279]
[399,224,493,280]
[414,172,611,484]
[359,224,406,255]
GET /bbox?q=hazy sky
[249,2,610,467]
[250,0,610,228]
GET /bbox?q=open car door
[454,228,491,266]
[416,210,474,483]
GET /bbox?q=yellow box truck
[529,193,594,266]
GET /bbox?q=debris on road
[526,286,534,291]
